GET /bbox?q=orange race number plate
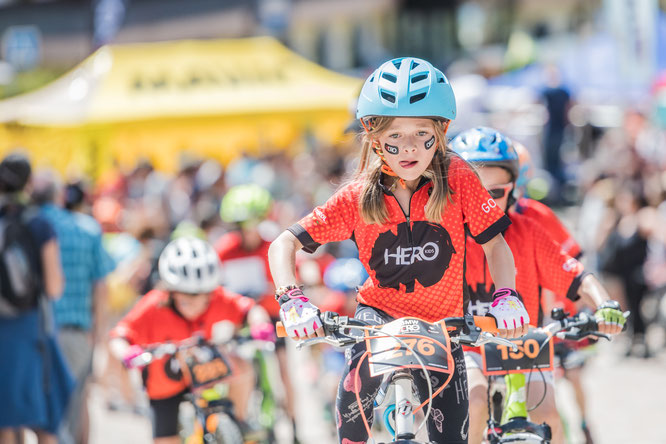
[179,344,233,388]
[365,318,453,377]
[481,328,553,375]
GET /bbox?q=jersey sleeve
[449,155,511,244]
[217,288,255,326]
[109,291,159,344]
[287,183,359,253]
[531,221,588,301]
[518,199,582,258]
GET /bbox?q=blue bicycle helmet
[356,57,456,121]
[323,258,369,293]
[449,127,519,180]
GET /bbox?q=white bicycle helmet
[158,236,221,294]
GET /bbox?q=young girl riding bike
[109,236,273,444]
[268,57,529,444]
[449,127,626,444]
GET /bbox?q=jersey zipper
[387,180,429,247]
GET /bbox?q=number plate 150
[481,329,553,375]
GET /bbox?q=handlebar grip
[473,316,499,334]
[276,322,287,338]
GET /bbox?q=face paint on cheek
[425,136,435,150]
[384,143,399,155]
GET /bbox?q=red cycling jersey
[465,213,587,327]
[214,231,279,318]
[289,155,510,322]
[513,197,581,258]
[512,197,582,316]
[110,287,253,400]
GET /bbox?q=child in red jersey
[513,139,597,444]
[450,127,626,444]
[269,58,529,444]
[109,237,272,444]
[216,183,303,442]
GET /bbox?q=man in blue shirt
[33,172,115,444]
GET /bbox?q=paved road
[75,336,665,444]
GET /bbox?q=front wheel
[212,413,244,444]
[498,432,549,443]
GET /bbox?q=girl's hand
[278,290,324,340]
[594,300,627,335]
[122,345,145,369]
[487,288,530,338]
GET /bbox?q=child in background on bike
[269,57,530,444]
[109,236,273,444]
[215,183,301,442]
[513,139,598,443]
[450,127,626,444]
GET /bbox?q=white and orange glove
[487,288,529,337]
[278,288,323,339]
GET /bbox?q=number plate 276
[481,329,553,375]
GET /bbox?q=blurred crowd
[0,95,665,442]
[573,109,666,359]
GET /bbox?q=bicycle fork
[501,373,528,424]
[393,370,416,440]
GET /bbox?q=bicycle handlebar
[542,308,629,341]
[275,311,519,351]
[125,334,274,369]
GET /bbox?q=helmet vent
[381,72,397,83]
[411,60,420,69]
[392,60,402,69]
[192,249,198,258]
[438,77,446,83]
[182,265,188,277]
[196,268,202,279]
[370,75,375,82]
[409,92,426,104]
[411,73,428,83]
[380,91,396,103]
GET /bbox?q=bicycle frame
[485,373,551,444]
[277,312,515,444]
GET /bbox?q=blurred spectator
[540,65,572,203]
[0,154,72,444]
[597,183,650,358]
[32,173,116,444]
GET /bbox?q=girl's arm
[268,231,303,288]
[481,233,516,290]
[268,230,324,339]
[481,233,529,338]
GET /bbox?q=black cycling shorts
[150,391,186,438]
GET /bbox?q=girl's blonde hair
[355,116,455,225]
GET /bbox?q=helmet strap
[360,118,406,189]
[371,139,406,189]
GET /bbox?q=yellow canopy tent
[0,37,362,178]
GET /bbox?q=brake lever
[295,337,339,349]
[476,332,519,351]
[295,335,362,350]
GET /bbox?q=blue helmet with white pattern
[356,57,456,121]
[449,127,519,180]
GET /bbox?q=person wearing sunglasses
[450,127,626,444]
[109,236,273,444]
